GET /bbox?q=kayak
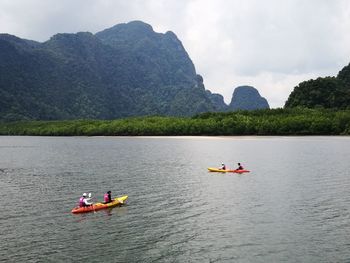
[208,167,250,173]
[207,167,250,173]
[71,195,128,214]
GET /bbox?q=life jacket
[104,193,110,203]
[79,197,85,207]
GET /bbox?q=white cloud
[1,0,350,107]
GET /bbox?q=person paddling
[220,163,226,170]
[79,193,93,207]
[104,191,112,203]
[236,163,244,170]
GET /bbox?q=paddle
[87,193,96,213]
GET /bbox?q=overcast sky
[1,0,350,107]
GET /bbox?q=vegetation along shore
[1,108,349,136]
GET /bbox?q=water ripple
[1,136,350,262]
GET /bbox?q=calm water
[0,136,349,262]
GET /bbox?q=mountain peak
[110,20,154,33]
[125,20,154,30]
[229,86,269,110]
[95,20,156,43]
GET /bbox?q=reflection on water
[0,136,350,262]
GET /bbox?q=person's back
[104,191,112,203]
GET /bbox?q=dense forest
[1,108,349,136]
[285,63,350,109]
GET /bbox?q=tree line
[1,108,349,136]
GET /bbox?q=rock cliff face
[191,74,228,112]
[205,90,229,112]
[228,86,269,111]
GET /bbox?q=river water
[0,136,349,262]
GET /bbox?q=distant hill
[0,21,220,121]
[228,86,269,111]
[285,62,350,109]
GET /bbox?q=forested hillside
[0,21,218,121]
[285,63,350,109]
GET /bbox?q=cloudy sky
[1,0,350,107]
